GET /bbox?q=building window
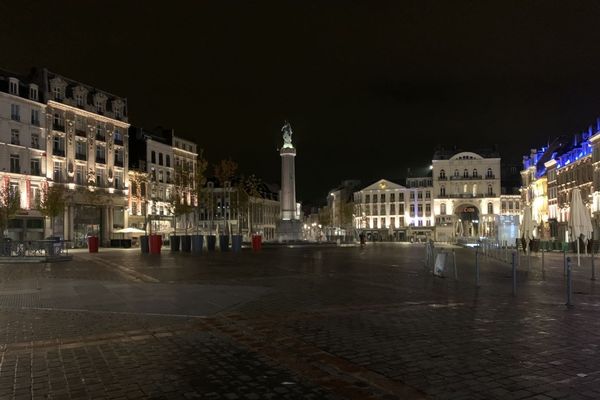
[115,172,123,189]
[76,141,87,160]
[463,169,468,178]
[440,203,446,215]
[10,154,20,173]
[426,203,431,213]
[390,203,396,214]
[166,171,171,183]
[380,193,385,202]
[9,79,18,95]
[417,191,423,199]
[399,203,404,214]
[486,168,493,178]
[487,202,494,214]
[166,155,170,167]
[11,129,19,145]
[454,169,459,178]
[76,165,85,185]
[11,104,20,121]
[75,115,85,132]
[31,133,39,149]
[75,93,85,107]
[399,192,404,201]
[488,184,493,195]
[53,86,63,100]
[31,109,40,126]
[96,169,104,187]
[417,204,423,214]
[473,169,478,177]
[151,151,156,164]
[390,193,395,202]
[159,153,163,166]
[29,85,38,101]
[158,170,164,183]
[440,169,446,179]
[96,146,106,163]
[440,186,446,196]
[515,201,520,210]
[53,113,64,131]
[410,204,415,214]
[380,204,385,215]
[410,191,415,200]
[365,194,370,203]
[391,217,396,228]
[114,129,122,143]
[30,159,40,176]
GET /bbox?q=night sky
[3,1,600,204]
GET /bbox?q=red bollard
[87,236,99,253]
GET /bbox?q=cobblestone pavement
[1,244,600,399]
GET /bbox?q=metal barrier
[0,240,72,257]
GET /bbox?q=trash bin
[219,235,229,252]
[191,234,204,253]
[231,235,242,252]
[181,236,191,252]
[87,236,99,253]
[140,235,149,254]
[149,234,162,254]
[170,235,180,252]
[251,234,262,251]
[206,235,216,251]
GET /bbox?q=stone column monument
[276,121,302,241]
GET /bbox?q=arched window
[454,169,459,177]
[440,203,446,215]
[487,202,494,214]
[440,186,446,196]
[463,169,469,178]
[473,168,478,177]
[486,168,493,178]
[440,169,446,179]
[151,151,156,164]
[487,184,493,195]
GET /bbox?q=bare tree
[0,182,20,238]
[213,159,238,235]
[37,184,66,236]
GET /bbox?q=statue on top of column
[282,121,293,148]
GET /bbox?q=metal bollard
[453,249,458,280]
[512,252,517,296]
[541,247,545,281]
[592,252,596,281]
[475,249,480,287]
[566,257,573,307]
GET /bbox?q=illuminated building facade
[40,69,130,246]
[432,148,502,242]
[0,70,47,239]
[353,178,434,242]
[524,130,595,241]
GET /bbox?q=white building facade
[0,72,47,239]
[432,150,501,242]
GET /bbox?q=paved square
[1,244,599,399]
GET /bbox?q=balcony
[438,176,447,180]
[437,193,497,199]
[53,148,65,157]
[114,138,123,146]
[76,153,87,161]
[449,175,482,180]
[96,156,106,164]
[76,129,86,137]
[53,123,65,132]
[96,134,106,142]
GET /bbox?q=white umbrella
[569,188,594,266]
[114,227,147,234]
[520,205,535,253]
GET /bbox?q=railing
[96,134,106,141]
[450,176,482,180]
[114,138,123,146]
[0,240,72,257]
[76,153,87,161]
[437,193,496,199]
[53,123,65,132]
[53,148,65,157]
[76,129,86,137]
[96,157,106,164]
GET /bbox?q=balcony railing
[76,129,86,137]
[114,159,123,167]
[53,148,65,157]
[114,138,123,146]
[53,123,65,132]
[96,134,105,141]
[96,156,106,164]
[76,153,87,161]
[449,175,482,180]
[437,193,497,199]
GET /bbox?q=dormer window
[9,78,19,95]
[53,86,63,100]
[96,102,104,113]
[93,93,108,115]
[29,84,38,101]
[75,93,84,107]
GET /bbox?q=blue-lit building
[522,124,597,241]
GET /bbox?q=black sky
[3,1,600,203]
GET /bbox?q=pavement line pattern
[77,254,159,283]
